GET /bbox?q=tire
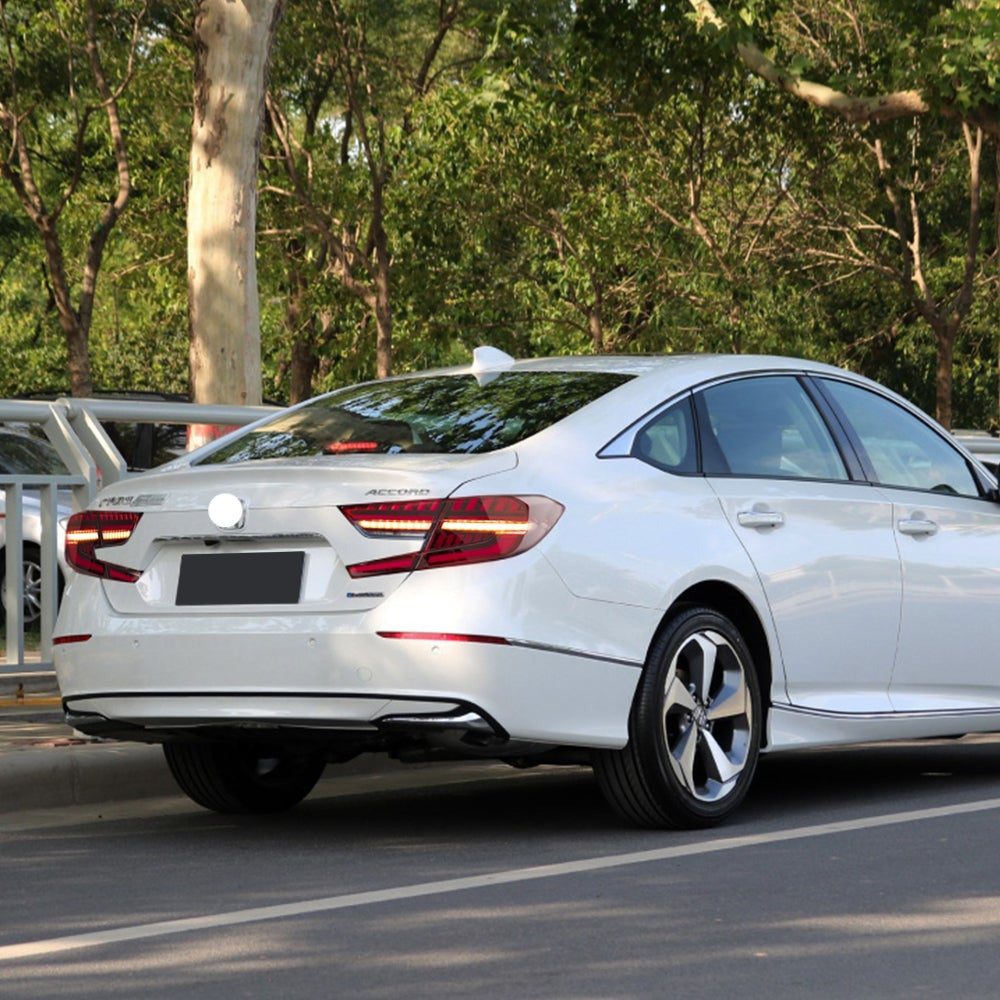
[594,606,762,829]
[163,741,326,814]
[0,544,62,627]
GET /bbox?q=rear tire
[164,741,325,813]
[594,606,762,829]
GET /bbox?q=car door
[695,374,902,713]
[818,377,1000,712]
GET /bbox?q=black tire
[163,741,325,814]
[594,606,762,829]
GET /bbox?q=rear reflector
[377,631,510,645]
[53,633,92,646]
[65,510,143,582]
[341,495,563,578]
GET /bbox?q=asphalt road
[4,737,1000,999]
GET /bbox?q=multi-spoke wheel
[594,605,762,829]
[0,544,61,627]
[164,741,326,813]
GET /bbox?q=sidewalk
[0,670,179,813]
[0,671,461,815]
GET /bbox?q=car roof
[402,351,873,449]
[434,351,866,418]
[419,350,850,380]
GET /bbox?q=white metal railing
[0,398,278,677]
[2,476,84,669]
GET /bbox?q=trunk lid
[92,452,515,615]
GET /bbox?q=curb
[0,671,58,700]
[0,736,464,815]
[0,740,177,813]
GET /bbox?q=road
[4,736,1000,999]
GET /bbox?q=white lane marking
[3,796,1000,963]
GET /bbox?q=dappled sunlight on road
[758,895,1000,954]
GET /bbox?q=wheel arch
[659,580,775,747]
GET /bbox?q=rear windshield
[196,370,634,465]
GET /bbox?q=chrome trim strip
[376,711,497,735]
[782,703,1000,722]
[152,532,325,543]
[506,638,642,669]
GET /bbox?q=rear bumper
[56,618,641,750]
[55,555,651,749]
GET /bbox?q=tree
[187,0,284,419]
[0,0,145,397]
[685,0,1000,426]
[263,0,497,385]
[688,0,1000,140]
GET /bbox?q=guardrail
[0,398,278,677]
[954,432,1000,475]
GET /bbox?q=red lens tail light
[341,495,563,578]
[65,510,143,582]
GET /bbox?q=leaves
[0,0,997,427]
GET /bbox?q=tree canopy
[1,0,997,428]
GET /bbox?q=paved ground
[0,669,452,814]
[0,669,179,812]
[6,732,1000,998]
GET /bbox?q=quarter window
[698,376,848,481]
[820,379,979,497]
[633,397,697,474]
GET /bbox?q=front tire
[164,741,325,814]
[594,606,762,829]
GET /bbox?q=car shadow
[744,735,1000,820]
[237,734,1000,841]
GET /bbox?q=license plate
[176,551,305,606]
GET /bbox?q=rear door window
[819,378,980,497]
[697,375,848,481]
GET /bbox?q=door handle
[897,517,938,537]
[737,508,784,529]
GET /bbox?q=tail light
[65,510,143,582]
[341,495,563,578]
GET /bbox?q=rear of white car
[56,457,643,746]
[54,360,671,813]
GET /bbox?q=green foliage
[0,0,997,429]
[920,0,1000,112]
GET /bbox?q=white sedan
[53,350,1000,828]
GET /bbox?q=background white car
[53,351,1000,828]
[0,429,72,626]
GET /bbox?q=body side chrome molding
[507,637,642,669]
[779,703,1000,723]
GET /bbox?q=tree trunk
[588,303,604,353]
[372,180,393,378]
[936,324,956,431]
[289,339,318,404]
[187,0,285,418]
[40,220,93,397]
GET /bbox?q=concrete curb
[0,741,176,812]
[0,674,472,815]
[0,671,58,698]
[0,736,464,814]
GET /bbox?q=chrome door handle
[897,517,938,537]
[737,509,784,529]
